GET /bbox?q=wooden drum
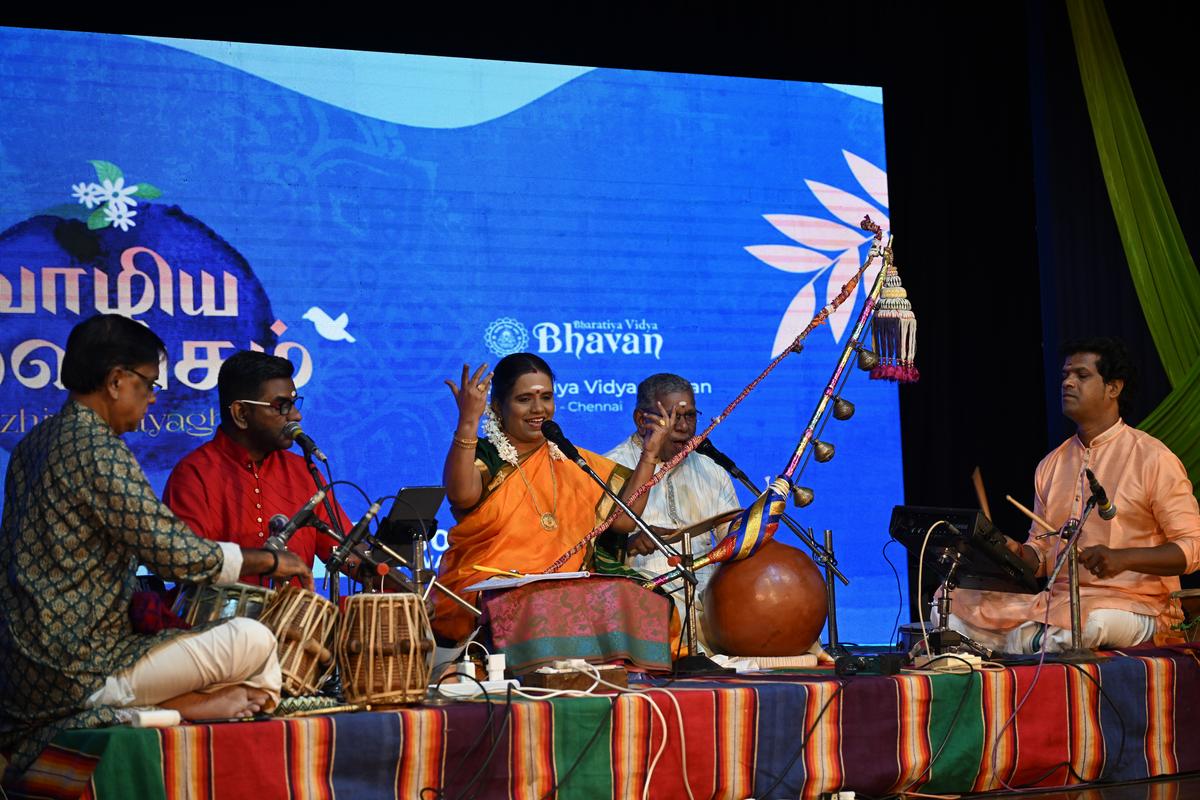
[259,586,338,696]
[337,593,434,705]
[171,582,275,627]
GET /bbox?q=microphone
[695,437,750,482]
[1085,468,1117,521]
[283,421,327,463]
[326,499,383,573]
[540,420,588,468]
[264,488,327,552]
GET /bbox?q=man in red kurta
[949,338,1200,652]
[164,351,349,585]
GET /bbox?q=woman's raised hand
[445,363,493,426]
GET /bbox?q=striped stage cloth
[7,645,1200,799]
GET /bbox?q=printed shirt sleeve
[88,438,224,583]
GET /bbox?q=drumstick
[1005,494,1057,534]
[971,467,992,521]
[471,564,527,578]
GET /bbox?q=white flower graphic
[71,182,104,209]
[71,161,163,231]
[746,150,889,356]
[98,177,139,213]
[103,203,137,232]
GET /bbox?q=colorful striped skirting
[7,645,1200,799]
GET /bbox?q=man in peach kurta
[949,339,1200,652]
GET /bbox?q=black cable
[673,582,692,663]
[419,672,496,800]
[895,654,978,793]
[323,477,372,507]
[881,538,904,651]
[1061,662,1127,787]
[536,696,617,800]
[755,682,845,798]
[455,684,516,800]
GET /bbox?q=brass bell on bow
[792,485,815,507]
[857,347,880,371]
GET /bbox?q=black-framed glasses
[236,396,303,416]
[123,367,165,394]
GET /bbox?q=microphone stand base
[671,653,735,678]
[823,642,853,660]
[1045,648,1110,665]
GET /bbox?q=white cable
[465,639,492,661]
[578,665,695,800]
[917,519,952,657]
[506,664,695,800]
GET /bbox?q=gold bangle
[453,435,478,450]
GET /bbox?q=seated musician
[0,316,311,784]
[604,373,739,615]
[947,338,1200,652]
[164,351,350,585]
[433,353,672,644]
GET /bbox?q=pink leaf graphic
[805,180,889,231]
[825,248,862,342]
[771,283,817,357]
[843,151,889,209]
[764,215,867,251]
[745,244,832,274]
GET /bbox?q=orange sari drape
[433,442,628,642]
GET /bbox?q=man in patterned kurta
[0,315,311,782]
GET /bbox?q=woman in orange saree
[433,353,672,643]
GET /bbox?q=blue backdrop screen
[0,27,906,642]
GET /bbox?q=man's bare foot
[161,685,272,720]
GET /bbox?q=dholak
[337,593,434,705]
[259,586,338,696]
[171,583,275,627]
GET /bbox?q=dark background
[6,1,1195,621]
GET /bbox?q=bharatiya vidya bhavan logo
[484,317,529,357]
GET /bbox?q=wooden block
[522,665,628,691]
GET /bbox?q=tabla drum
[171,582,275,627]
[259,586,338,696]
[337,593,434,705]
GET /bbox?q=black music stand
[374,486,445,589]
[890,506,1039,659]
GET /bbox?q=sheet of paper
[464,571,591,592]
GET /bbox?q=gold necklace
[514,453,558,531]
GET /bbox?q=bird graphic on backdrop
[303,307,356,342]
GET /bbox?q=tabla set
[174,582,434,705]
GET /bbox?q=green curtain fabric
[1066,0,1200,491]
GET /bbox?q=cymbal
[660,508,743,544]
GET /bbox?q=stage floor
[9,645,1200,800]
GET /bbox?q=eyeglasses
[123,367,165,395]
[236,396,303,416]
[639,409,702,423]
